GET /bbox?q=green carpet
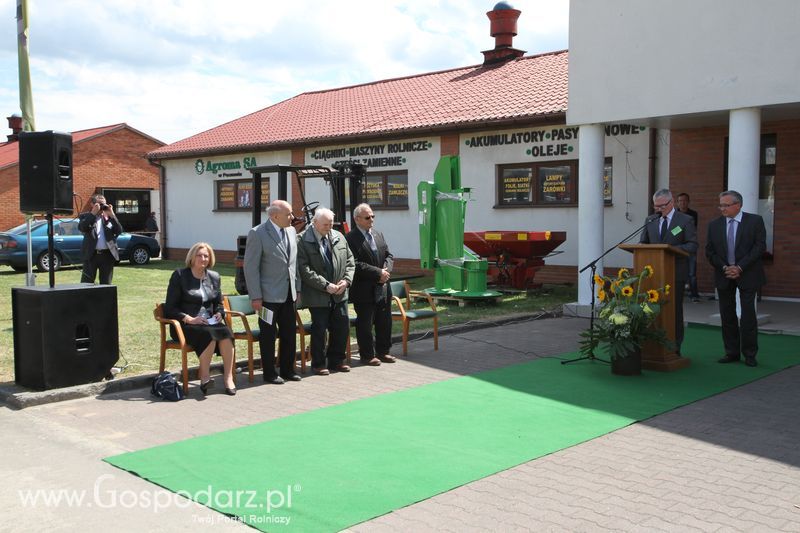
[105,325,798,531]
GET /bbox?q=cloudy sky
[0,0,568,144]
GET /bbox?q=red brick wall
[0,127,161,230]
[670,119,800,298]
[0,164,21,230]
[440,133,460,156]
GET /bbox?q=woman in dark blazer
[165,242,236,395]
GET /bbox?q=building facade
[568,0,800,300]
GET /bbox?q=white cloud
[0,0,568,143]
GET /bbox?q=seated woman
[165,242,237,396]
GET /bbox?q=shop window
[497,160,577,207]
[497,159,611,207]
[216,179,270,211]
[362,171,408,209]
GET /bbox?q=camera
[100,204,110,210]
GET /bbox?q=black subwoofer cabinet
[12,284,119,390]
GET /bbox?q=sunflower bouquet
[579,265,672,361]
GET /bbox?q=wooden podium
[618,244,691,372]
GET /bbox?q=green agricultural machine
[417,156,501,300]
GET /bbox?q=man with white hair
[243,200,301,384]
[297,208,355,375]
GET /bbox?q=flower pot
[611,346,642,376]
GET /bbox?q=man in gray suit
[243,200,301,383]
[640,188,698,354]
[297,208,355,375]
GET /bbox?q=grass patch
[0,262,575,383]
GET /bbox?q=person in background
[676,193,700,302]
[144,211,159,236]
[297,208,355,375]
[706,190,766,368]
[346,203,396,366]
[243,200,301,384]
[78,193,123,284]
[165,242,237,395]
[640,189,698,354]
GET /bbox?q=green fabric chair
[223,295,258,382]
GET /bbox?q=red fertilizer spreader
[464,231,567,289]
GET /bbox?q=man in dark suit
[706,190,766,367]
[243,200,301,383]
[640,188,698,353]
[346,203,395,366]
[78,193,123,284]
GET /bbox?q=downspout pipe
[647,127,657,215]
[148,158,167,259]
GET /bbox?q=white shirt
[94,216,109,250]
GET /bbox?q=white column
[577,124,605,305]
[728,107,761,210]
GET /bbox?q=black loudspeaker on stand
[19,130,74,215]
[12,285,119,390]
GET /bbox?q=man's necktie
[366,231,378,259]
[659,217,668,242]
[280,228,288,253]
[322,236,333,264]
[726,218,736,265]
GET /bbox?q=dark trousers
[674,283,685,352]
[353,300,392,359]
[687,253,699,297]
[258,291,297,379]
[309,301,349,370]
[718,282,759,360]
[81,250,115,284]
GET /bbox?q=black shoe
[200,378,215,395]
[744,357,758,367]
[224,387,237,396]
[264,376,285,385]
[281,374,302,382]
[717,356,740,364]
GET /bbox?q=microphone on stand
[634,213,661,237]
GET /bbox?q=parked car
[0,218,161,272]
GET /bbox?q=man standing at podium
[640,189,698,353]
[706,190,766,367]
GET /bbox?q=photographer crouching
[78,193,123,284]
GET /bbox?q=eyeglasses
[653,199,672,209]
[718,202,739,208]
[360,215,375,219]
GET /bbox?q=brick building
[0,121,164,233]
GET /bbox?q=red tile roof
[149,50,569,160]
[0,123,163,170]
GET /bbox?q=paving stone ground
[1,315,798,532]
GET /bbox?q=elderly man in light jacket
[243,200,301,384]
